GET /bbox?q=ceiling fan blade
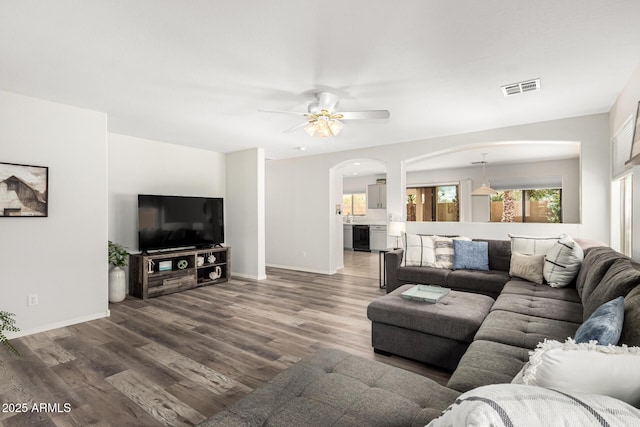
[317,92,340,112]
[339,110,390,120]
[282,121,311,133]
[258,109,306,116]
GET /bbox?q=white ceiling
[1,1,639,161]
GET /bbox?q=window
[406,185,459,222]
[343,193,366,216]
[490,189,562,223]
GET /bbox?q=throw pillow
[509,251,545,284]
[427,383,640,427]
[401,232,435,267]
[574,296,624,345]
[522,338,640,406]
[452,240,489,271]
[543,234,584,288]
[433,236,471,269]
[509,233,563,256]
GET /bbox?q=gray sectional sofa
[384,239,514,298]
[201,242,640,426]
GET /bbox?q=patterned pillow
[427,384,640,427]
[401,232,435,267]
[543,234,584,288]
[433,236,471,269]
[509,233,563,255]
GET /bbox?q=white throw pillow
[522,338,640,406]
[543,234,583,288]
[427,383,640,427]
[401,232,435,267]
[509,252,545,284]
[509,233,563,256]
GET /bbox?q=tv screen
[138,194,224,251]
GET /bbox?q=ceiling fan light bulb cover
[328,120,344,136]
[304,123,317,136]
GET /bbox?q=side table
[378,248,395,289]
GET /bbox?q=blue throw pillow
[452,240,489,271]
[574,296,624,345]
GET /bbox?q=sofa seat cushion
[397,266,450,286]
[491,293,583,324]
[200,348,461,427]
[447,269,510,298]
[582,257,640,320]
[474,310,579,349]
[446,340,529,393]
[500,279,581,303]
[367,285,494,342]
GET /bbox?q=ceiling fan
[260,92,390,138]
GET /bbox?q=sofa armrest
[385,249,405,293]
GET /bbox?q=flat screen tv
[138,194,224,251]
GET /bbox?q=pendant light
[471,153,498,196]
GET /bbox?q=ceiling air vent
[501,79,541,97]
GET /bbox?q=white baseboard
[231,271,267,280]
[5,310,110,340]
[265,263,334,275]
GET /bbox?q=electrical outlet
[28,294,38,306]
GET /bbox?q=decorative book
[401,285,450,303]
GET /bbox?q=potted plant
[0,310,19,356]
[108,241,129,303]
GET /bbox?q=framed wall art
[0,162,48,217]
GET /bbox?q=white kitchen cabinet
[343,224,353,249]
[367,184,387,209]
[370,225,387,251]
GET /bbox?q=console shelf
[129,246,230,299]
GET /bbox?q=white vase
[109,266,127,303]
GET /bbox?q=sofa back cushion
[620,285,640,347]
[582,258,640,321]
[473,239,511,272]
[575,246,624,300]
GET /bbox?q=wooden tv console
[129,246,230,299]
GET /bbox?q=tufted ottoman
[199,348,460,426]
[367,285,494,370]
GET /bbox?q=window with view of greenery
[343,193,367,216]
[490,189,562,223]
[406,185,459,222]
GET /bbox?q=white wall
[406,158,580,224]
[108,133,226,251]
[266,114,609,274]
[226,148,266,280]
[609,63,640,260]
[0,91,108,338]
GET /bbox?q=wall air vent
[501,79,541,97]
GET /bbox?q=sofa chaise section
[198,348,461,427]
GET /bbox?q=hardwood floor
[1,250,450,427]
